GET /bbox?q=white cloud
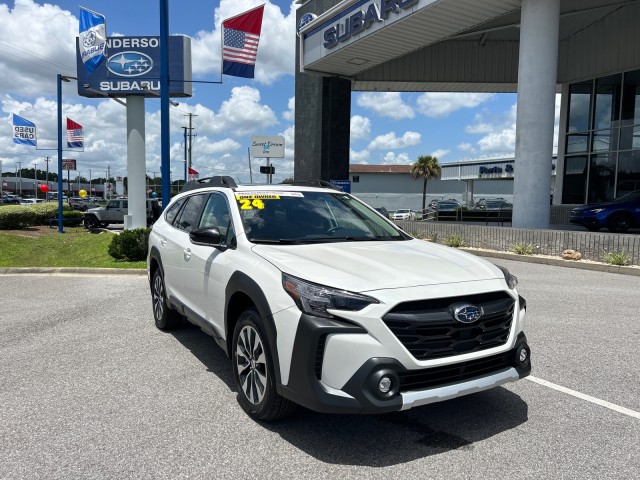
[431,149,450,159]
[457,143,475,153]
[350,115,371,142]
[417,93,495,118]
[0,0,77,98]
[382,152,410,164]
[191,0,298,85]
[350,148,370,163]
[282,97,295,122]
[368,131,421,151]
[356,92,414,120]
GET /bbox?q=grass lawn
[0,226,145,269]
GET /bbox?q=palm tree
[411,155,442,212]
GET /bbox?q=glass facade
[563,69,640,204]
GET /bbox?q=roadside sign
[251,136,285,158]
[330,179,351,193]
[62,159,77,171]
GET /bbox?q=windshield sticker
[235,191,304,199]
[238,198,266,210]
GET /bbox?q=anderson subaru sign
[76,36,192,98]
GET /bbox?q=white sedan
[20,199,45,206]
[391,208,416,220]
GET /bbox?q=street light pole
[57,74,77,233]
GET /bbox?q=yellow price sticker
[238,198,265,210]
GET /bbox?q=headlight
[282,273,379,318]
[589,208,605,214]
[497,265,518,290]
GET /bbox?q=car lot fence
[396,220,640,265]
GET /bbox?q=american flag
[66,118,83,149]
[223,29,260,65]
[221,6,264,79]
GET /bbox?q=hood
[252,240,502,292]
[87,206,105,213]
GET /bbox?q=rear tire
[232,309,296,421]
[151,268,181,330]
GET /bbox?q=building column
[512,0,560,228]
[126,95,147,229]
[464,179,475,208]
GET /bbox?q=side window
[174,194,207,233]
[123,201,128,209]
[199,193,234,243]
[165,198,186,226]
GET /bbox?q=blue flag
[79,7,107,75]
[12,114,37,146]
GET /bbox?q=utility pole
[32,161,38,199]
[17,162,22,197]
[89,169,92,199]
[0,160,3,197]
[182,126,188,182]
[184,113,197,175]
[44,156,51,201]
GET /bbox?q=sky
[0,0,560,184]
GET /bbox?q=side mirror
[189,227,223,247]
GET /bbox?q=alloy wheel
[236,325,267,405]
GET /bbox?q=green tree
[411,155,441,211]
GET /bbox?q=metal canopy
[299,0,638,90]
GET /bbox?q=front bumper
[277,312,531,414]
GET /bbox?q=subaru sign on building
[76,36,192,98]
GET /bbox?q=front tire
[607,213,631,233]
[151,268,181,330]
[84,215,99,228]
[232,309,295,421]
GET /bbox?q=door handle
[183,248,191,261]
[160,238,166,247]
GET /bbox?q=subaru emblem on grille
[451,303,483,323]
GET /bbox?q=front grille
[398,350,513,392]
[383,291,515,360]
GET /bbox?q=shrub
[603,250,630,266]
[0,205,38,229]
[28,203,71,225]
[108,228,150,262]
[443,233,465,248]
[511,243,536,255]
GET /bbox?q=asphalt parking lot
[1,260,638,479]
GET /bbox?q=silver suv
[148,177,531,421]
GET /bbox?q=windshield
[238,191,408,243]
[614,191,640,203]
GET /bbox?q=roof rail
[181,176,238,192]
[288,180,340,190]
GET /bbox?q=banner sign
[62,159,77,171]
[250,136,285,158]
[12,114,37,146]
[76,36,192,98]
[79,7,107,75]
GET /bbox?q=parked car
[83,198,161,228]
[391,208,416,220]
[147,176,530,421]
[374,206,390,218]
[475,199,512,211]
[428,200,462,212]
[2,194,21,204]
[20,198,45,206]
[570,191,640,233]
[68,197,99,212]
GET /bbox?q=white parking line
[526,376,640,420]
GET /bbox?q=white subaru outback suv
[148,177,531,421]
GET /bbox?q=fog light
[519,347,528,363]
[378,376,392,393]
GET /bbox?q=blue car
[570,191,640,233]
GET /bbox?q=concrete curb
[461,248,640,276]
[0,267,146,276]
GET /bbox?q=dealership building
[294,0,640,229]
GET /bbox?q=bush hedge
[0,205,38,229]
[0,203,75,229]
[108,228,150,262]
